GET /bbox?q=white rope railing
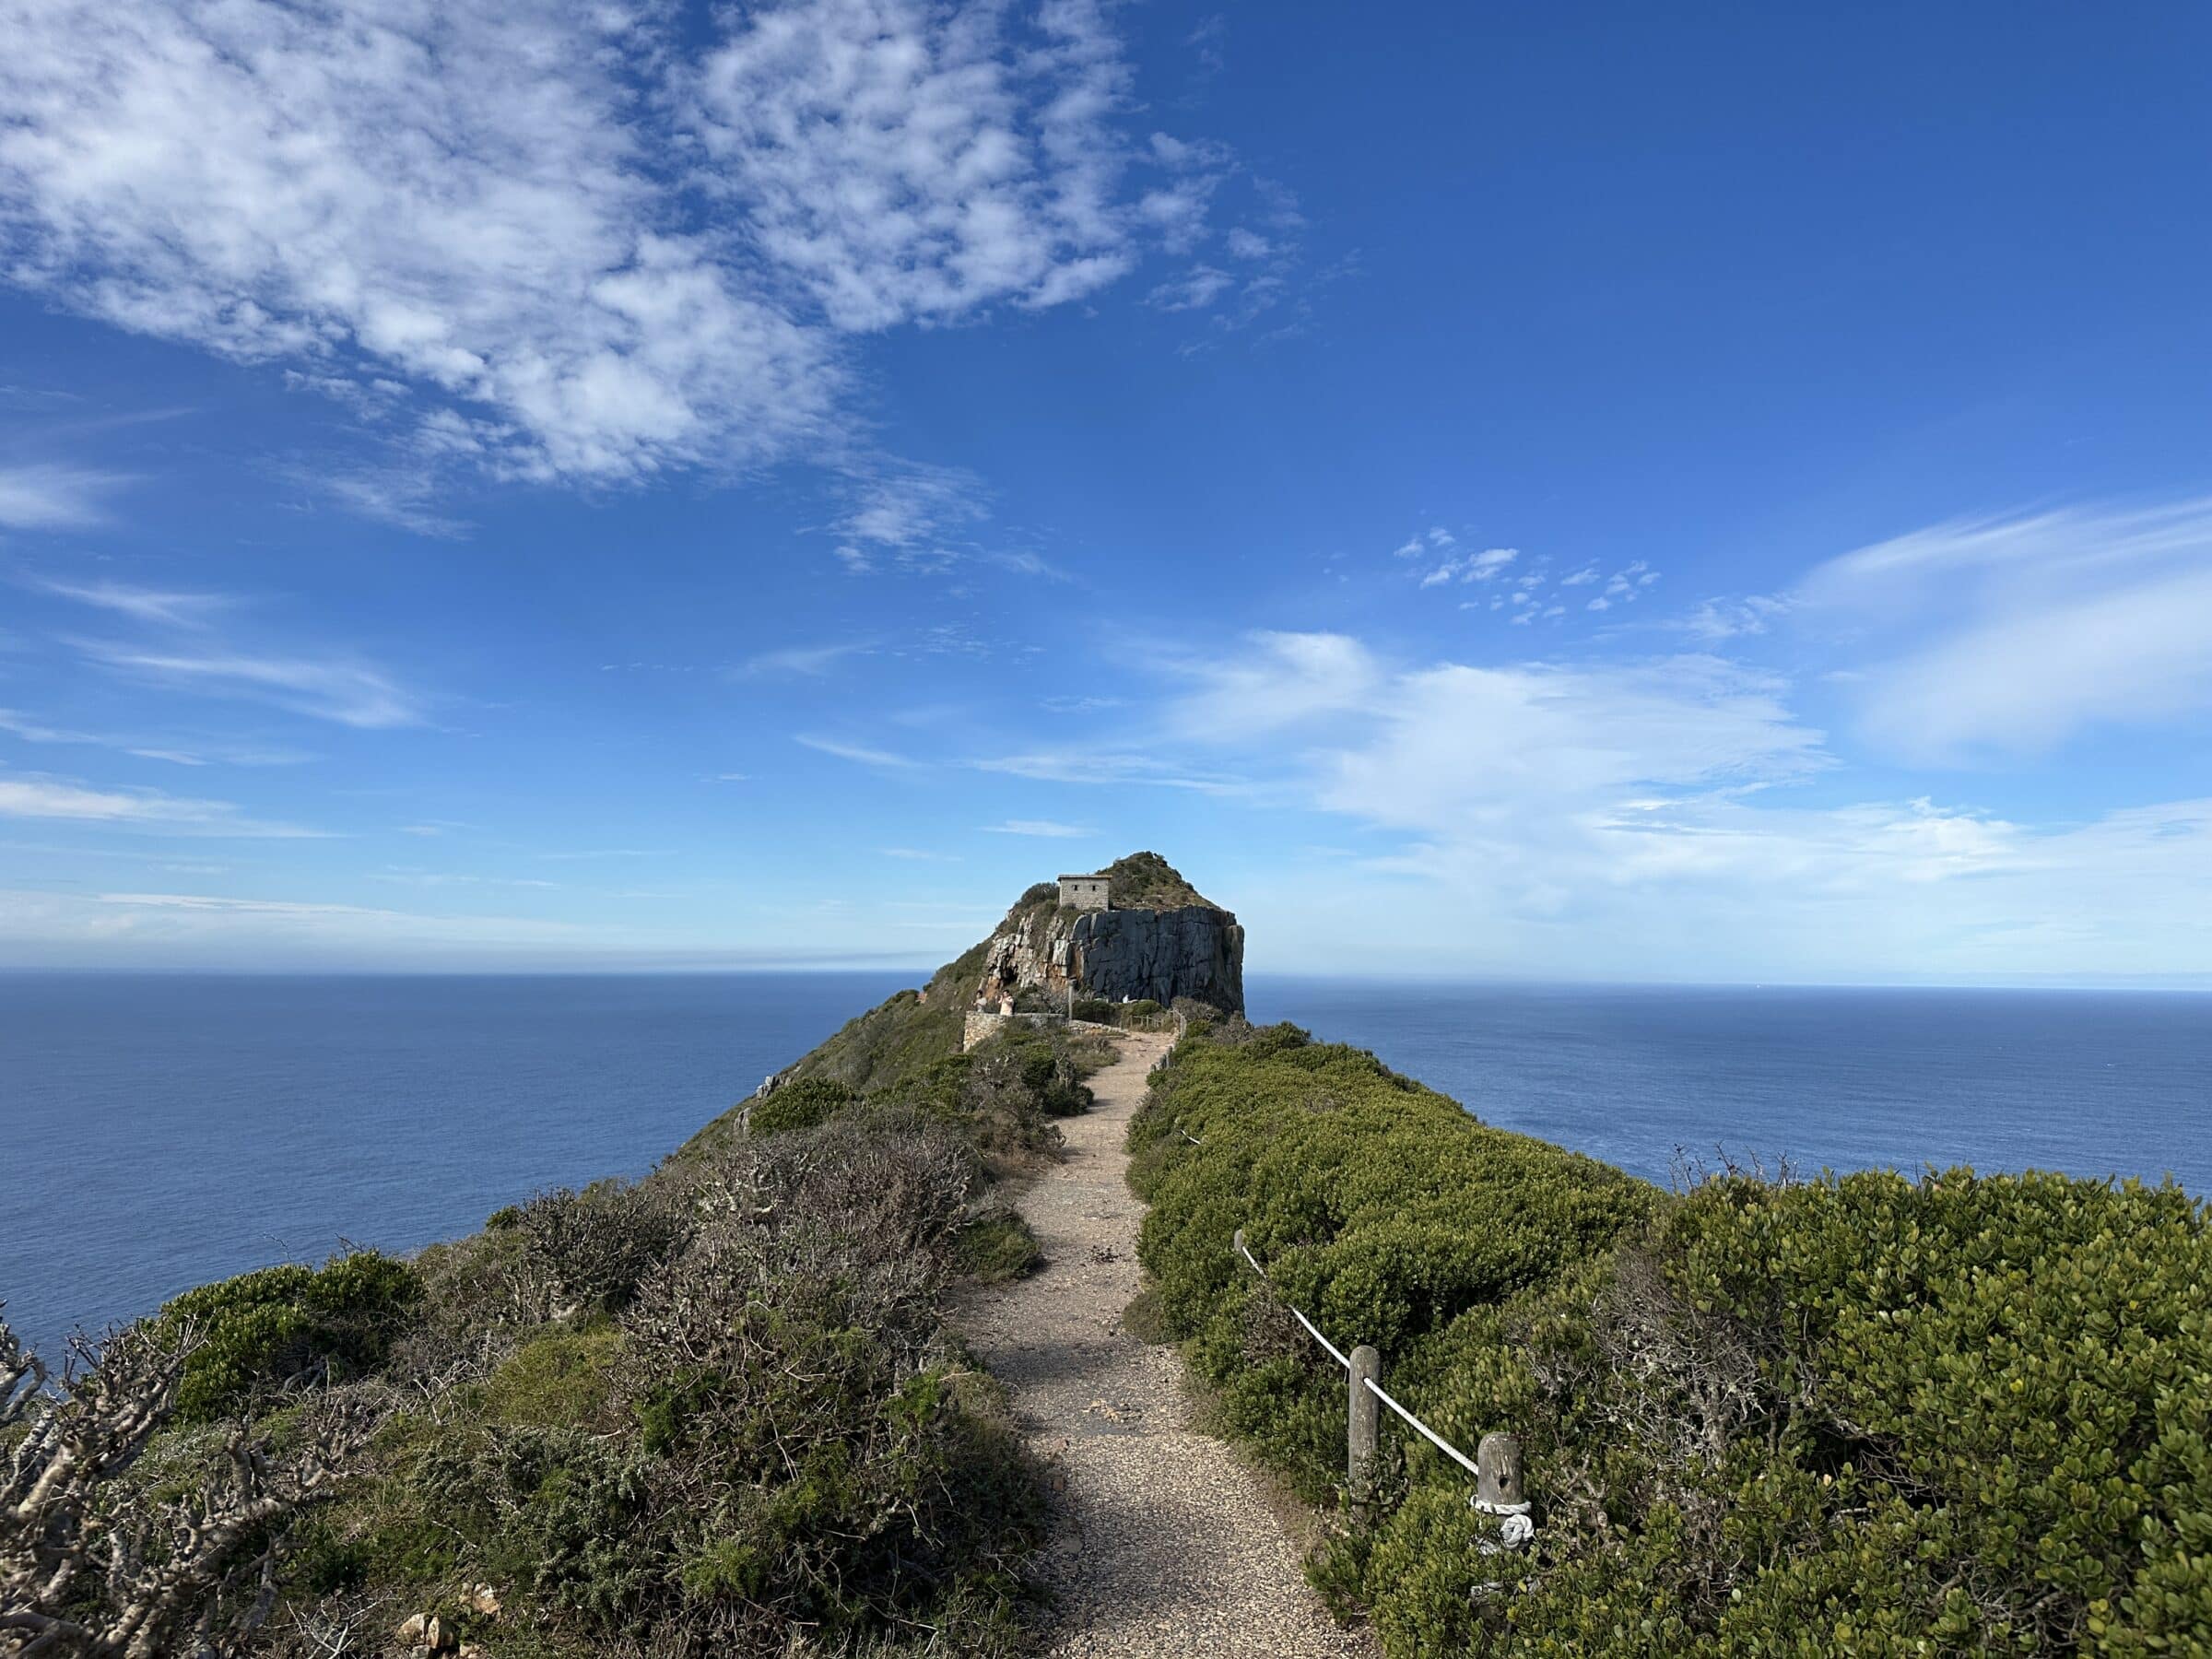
[1363,1374,1484,1482]
[1233,1230,1351,1371]
[1230,1225,1528,1533]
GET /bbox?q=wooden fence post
[1476,1431,1524,1512]
[1348,1344,1382,1529]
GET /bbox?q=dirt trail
[962,1032,1372,1658]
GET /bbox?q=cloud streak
[68,640,424,729]
[0,775,317,835]
[0,464,127,529]
[0,707,311,766]
[1794,498,2212,763]
[795,734,924,771]
[22,575,232,627]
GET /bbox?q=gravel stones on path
[960,1034,1374,1659]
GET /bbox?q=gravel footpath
[961,1033,1374,1658]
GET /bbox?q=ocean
[5,972,2206,1356]
[1250,979,2212,1194]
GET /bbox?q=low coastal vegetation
[2,1008,1104,1657]
[1095,851,1214,912]
[12,857,2206,1657]
[1130,1016,2212,1654]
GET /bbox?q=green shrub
[956,1209,1041,1283]
[989,1025,1095,1117]
[504,1180,686,1322]
[1100,850,1215,911]
[746,1076,857,1137]
[479,1326,621,1429]
[161,1251,420,1424]
[1132,1021,2212,1656]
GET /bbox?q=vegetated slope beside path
[962,1033,1373,1659]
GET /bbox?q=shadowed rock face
[1071,905,1244,1011]
[976,901,1245,1014]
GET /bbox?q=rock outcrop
[974,855,1244,1014]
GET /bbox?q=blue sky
[1,0,2208,982]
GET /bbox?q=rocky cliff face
[975,900,1244,1014]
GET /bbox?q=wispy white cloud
[1420,546,1518,588]
[1160,169,1330,351]
[0,882,943,968]
[317,468,469,538]
[1170,629,1382,739]
[983,818,1092,837]
[1147,265,1234,312]
[740,641,871,677]
[967,748,1237,792]
[795,734,924,771]
[1602,559,1659,600]
[369,866,559,889]
[0,464,129,529]
[838,462,985,547]
[68,640,424,728]
[0,707,312,767]
[0,710,100,747]
[37,888,590,958]
[100,892,408,914]
[22,575,231,627]
[828,460,990,574]
[1171,634,1823,811]
[1674,594,1793,640]
[1041,694,1123,713]
[978,548,1067,580]
[0,774,318,836]
[1794,498,2212,763]
[1418,549,1658,626]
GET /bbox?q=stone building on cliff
[1057,874,1112,912]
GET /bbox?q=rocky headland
[974,852,1246,1014]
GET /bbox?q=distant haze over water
[6,972,2206,1357]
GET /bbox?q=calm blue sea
[5,972,2207,1356]
[1252,979,2211,1194]
[1,972,908,1357]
